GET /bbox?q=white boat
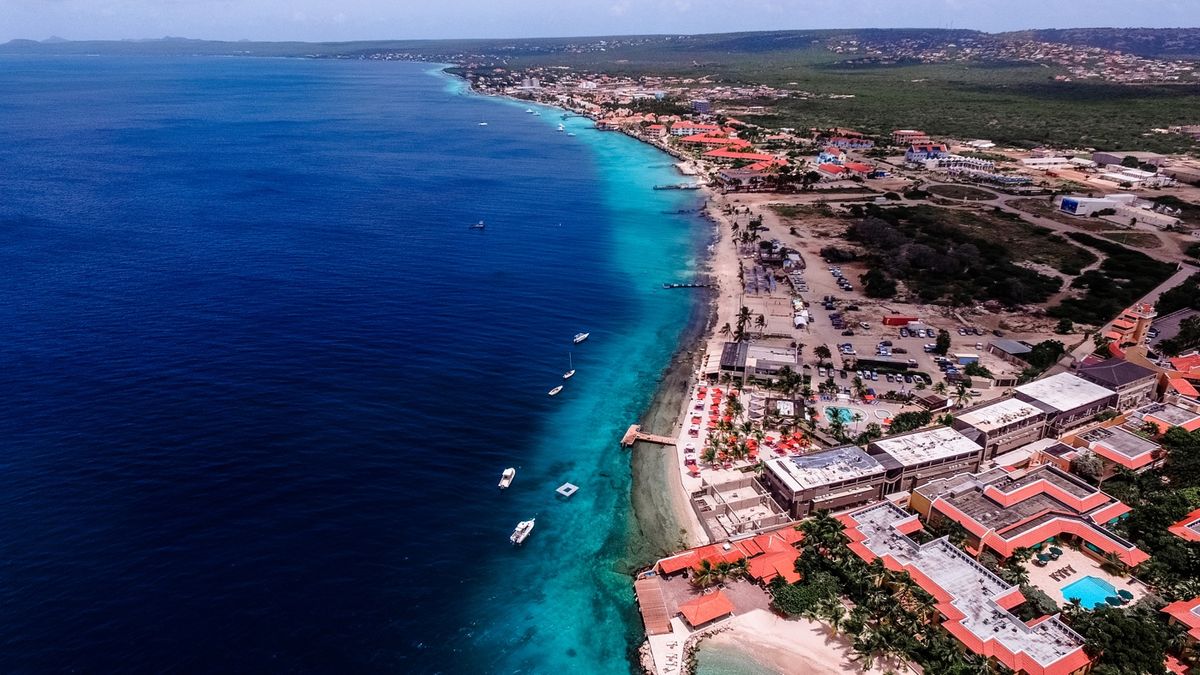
[499,467,516,489]
[478,122,488,126]
[567,132,576,137]
[469,220,485,230]
[510,518,535,545]
[557,123,565,132]
[548,385,563,397]
[525,108,534,114]
[573,332,589,344]
[533,111,541,117]
[563,352,575,380]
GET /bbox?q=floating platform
[556,483,579,498]
[653,183,702,190]
[662,282,712,289]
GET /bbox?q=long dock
[621,425,676,447]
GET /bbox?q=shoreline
[442,66,721,555]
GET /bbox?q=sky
[1,0,1197,43]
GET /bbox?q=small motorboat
[548,385,563,397]
[510,518,535,545]
[557,123,565,132]
[499,467,516,489]
[573,332,589,344]
[478,121,488,126]
[563,352,575,380]
[469,220,485,230]
[525,108,534,114]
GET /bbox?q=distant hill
[1002,28,1200,58]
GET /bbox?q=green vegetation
[1049,232,1177,326]
[1188,242,1200,262]
[1069,605,1182,675]
[845,205,1090,306]
[888,410,933,434]
[1157,273,1200,315]
[924,184,997,201]
[934,329,952,356]
[1160,315,1200,356]
[1096,231,1162,249]
[963,362,993,379]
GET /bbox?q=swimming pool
[1062,576,1119,609]
[824,406,856,424]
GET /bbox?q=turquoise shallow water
[694,642,780,675]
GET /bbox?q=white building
[1020,156,1074,170]
[927,154,995,172]
[1055,194,1181,229]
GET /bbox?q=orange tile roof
[1170,378,1200,398]
[1169,507,1200,543]
[678,591,735,627]
[703,149,775,161]
[1164,597,1200,640]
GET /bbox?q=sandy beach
[701,610,892,675]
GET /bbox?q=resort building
[1015,373,1118,434]
[760,445,885,518]
[1168,508,1200,544]
[828,136,873,150]
[909,464,1148,568]
[928,155,995,172]
[688,476,790,541]
[905,143,950,162]
[1162,597,1200,649]
[891,129,930,145]
[839,502,1092,675]
[1067,425,1165,477]
[719,342,801,385]
[953,398,1050,459]
[669,121,723,137]
[817,146,846,164]
[867,426,984,493]
[1100,302,1158,347]
[1129,402,1200,434]
[1075,359,1158,411]
[654,525,804,584]
[1020,156,1075,170]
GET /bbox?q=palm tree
[826,602,847,637]
[933,381,948,395]
[735,306,753,338]
[814,344,833,362]
[692,559,720,588]
[755,313,766,336]
[719,322,733,338]
[954,386,974,409]
[852,412,864,434]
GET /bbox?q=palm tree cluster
[691,557,749,589]
[780,512,1003,674]
[701,393,763,468]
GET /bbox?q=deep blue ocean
[0,57,705,673]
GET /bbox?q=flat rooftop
[766,445,884,492]
[1136,403,1200,428]
[956,398,1045,432]
[871,427,982,467]
[846,502,1086,669]
[1080,427,1159,460]
[1015,373,1115,413]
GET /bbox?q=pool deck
[1024,547,1146,610]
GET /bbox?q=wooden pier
[621,425,676,448]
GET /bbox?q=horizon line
[6,25,1199,46]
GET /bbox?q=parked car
[957,327,967,336]
[880,340,893,347]
[840,370,848,379]
[841,329,855,336]
[993,329,1004,337]
[859,321,870,329]
[975,342,983,350]
[899,328,909,338]
[893,347,908,354]
[885,373,894,382]
[903,375,913,384]
[870,372,879,381]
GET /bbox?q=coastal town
[462,51,1200,675]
